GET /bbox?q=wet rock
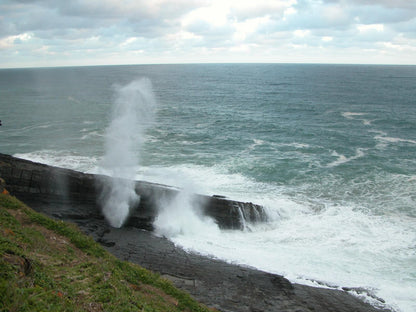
[0,153,266,230]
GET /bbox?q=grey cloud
[54,0,206,26]
[391,18,416,38]
[273,5,353,31]
[267,0,415,40]
[350,5,415,25]
[1,0,201,39]
[346,0,416,10]
[1,1,100,37]
[321,0,416,25]
[228,3,287,22]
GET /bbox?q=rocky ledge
[0,153,390,312]
[0,153,266,231]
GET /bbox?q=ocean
[0,64,415,311]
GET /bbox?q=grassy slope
[0,193,214,312]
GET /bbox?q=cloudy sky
[1,0,416,68]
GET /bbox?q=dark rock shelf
[0,153,266,230]
[0,153,390,312]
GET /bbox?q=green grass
[0,193,214,312]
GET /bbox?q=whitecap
[326,148,366,168]
[342,112,367,119]
[14,150,99,173]
[247,139,265,151]
[375,135,416,145]
[80,131,103,140]
[342,112,373,125]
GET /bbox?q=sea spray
[98,78,157,228]
[154,183,220,238]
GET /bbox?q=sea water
[1,64,415,311]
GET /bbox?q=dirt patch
[130,282,179,307]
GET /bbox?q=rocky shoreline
[0,154,390,312]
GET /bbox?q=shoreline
[0,154,391,312]
[16,194,390,312]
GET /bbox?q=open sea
[1,64,415,311]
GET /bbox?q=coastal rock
[0,153,266,230]
[0,153,390,312]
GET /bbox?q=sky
[1,0,416,68]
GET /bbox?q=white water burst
[99,78,157,228]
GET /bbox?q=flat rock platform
[0,154,390,312]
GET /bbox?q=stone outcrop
[0,153,267,230]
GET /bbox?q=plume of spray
[154,180,220,238]
[99,78,156,228]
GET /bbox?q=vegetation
[0,193,213,312]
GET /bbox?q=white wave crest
[326,148,366,168]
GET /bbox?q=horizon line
[1,61,416,70]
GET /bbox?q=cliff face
[0,153,267,230]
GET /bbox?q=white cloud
[322,36,333,42]
[0,33,33,50]
[357,24,384,32]
[228,0,295,20]
[294,29,310,38]
[182,2,229,28]
[233,16,271,41]
[0,0,415,67]
[120,37,138,47]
